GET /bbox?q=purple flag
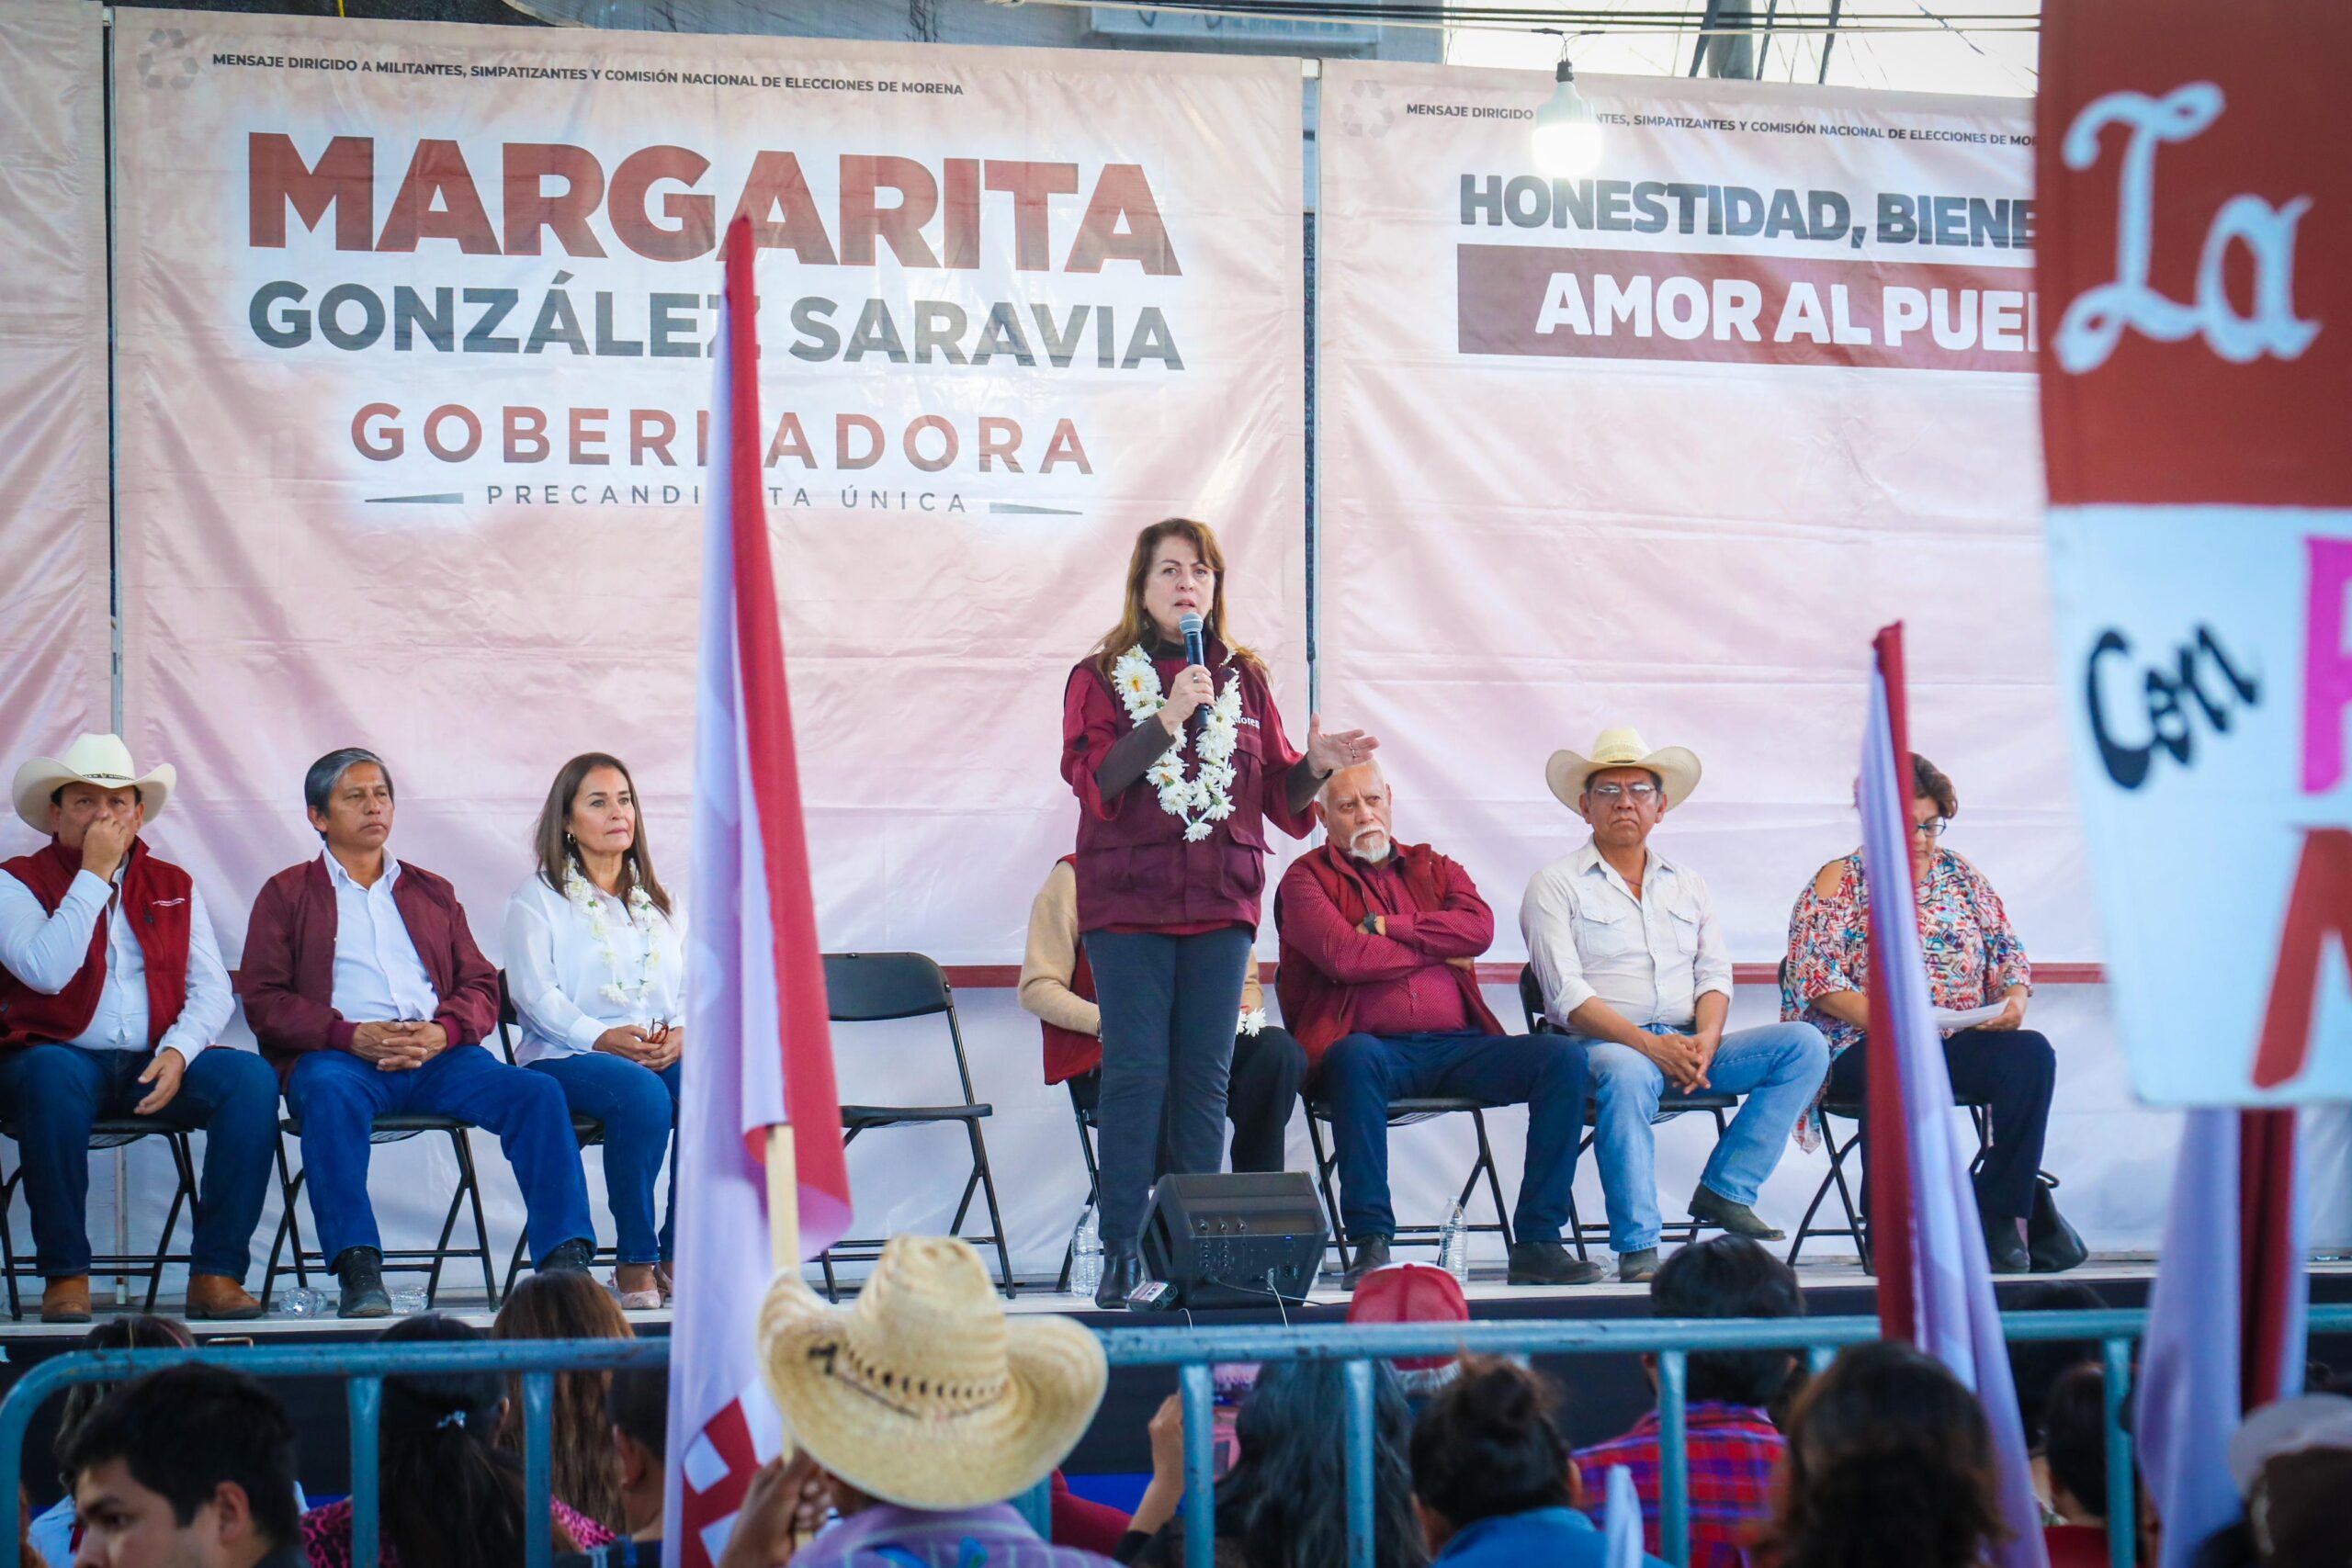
[1856,657,2048,1568]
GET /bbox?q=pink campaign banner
[0,0,109,827]
[109,12,1306,973]
[1314,63,2081,969]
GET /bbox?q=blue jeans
[1578,1021,1829,1252]
[1083,926,1255,1248]
[1313,1030,1590,1245]
[530,1054,681,1264]
[0,1044,279,1280]
[285,1043,594,1268]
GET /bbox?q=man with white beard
[1275,762,1601,1291]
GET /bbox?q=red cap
[1345,1262,1468,1374]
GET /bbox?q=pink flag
[2137,1108,2305,1568]
[1858,624,2046,1568]
[664,216,854,1568]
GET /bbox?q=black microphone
[1178,611,1207,733]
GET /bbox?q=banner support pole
[767,1124,800,1270]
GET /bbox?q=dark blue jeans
[1313,1030,1590,1245]
[0,1044,279,1280]
[530,1054,681,1264]
[1083,926,1255,1249]
[285,1043,594,1268]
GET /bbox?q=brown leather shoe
[186,1273,264,1321]
[40,1276,91,1325]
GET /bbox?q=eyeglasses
[1589,783,1660,803]
[1911,818,1949,838]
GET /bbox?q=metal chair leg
[1056,1110,1102,1294]
[451,1127,499,1308]
[145,1134,198,1314]
[966,1121,1018,1299]
[0,1164,24,1322]
[1469,1109,1516,1252]
[262,1136,306,1310]
[1306,1113,1350,1272]
[819,1247,841,1303]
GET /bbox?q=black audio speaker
[1138,1172,1329,1308]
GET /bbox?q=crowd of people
[27,1235,2346,1568]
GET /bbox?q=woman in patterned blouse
[1781,753,2069,1273]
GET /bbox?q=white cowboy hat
[756,1235,1107,1511]
[1545,727,1702,816]
[11,734,175,835]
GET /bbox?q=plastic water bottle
[1437,1200,1470,1288]
[1069,1201,1102,1298]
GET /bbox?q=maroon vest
[0,839,194,1051]
[1069,643,1282,932]
[1041,855,1102,1085]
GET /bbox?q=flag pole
[767,1125,801,1269]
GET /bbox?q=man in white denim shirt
[1519,729,1826,1282]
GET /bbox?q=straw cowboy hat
[756,1235,1107,1511]
[12,734,176,836]
[1545,727,1702,816]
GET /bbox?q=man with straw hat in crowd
[0,734,280,1322]
[720,1235,1117,1567]
[1519,728,1828,1283]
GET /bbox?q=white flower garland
[562,865,663,1010]
[1112,644,1245,843]
[1238,1007,1268,1036]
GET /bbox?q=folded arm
[1280,871,1432,985]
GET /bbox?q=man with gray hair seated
[239,747,594,1317]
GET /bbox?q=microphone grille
[1179,611,1204,636]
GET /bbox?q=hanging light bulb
[1532,56,1603,177]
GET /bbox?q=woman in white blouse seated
[503,753,684,1310]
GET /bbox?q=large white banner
[0,0,109,827]
[1317,64,2075,969]
[114,12,1306,985]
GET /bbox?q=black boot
[1096,1245,1144,1310]
[1506,1240,1606,1287]
[538,1237,594,1274]
[1340,1235,1394,1292]
[1983,1213,2030,1274]
[334,1246,391,1319]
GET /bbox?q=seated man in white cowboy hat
[721,1235,1117,1568]
[0,735,280,1323]
[1519,729,1828,1283]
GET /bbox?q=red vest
[0,839,194,1051]
[1042,857,1102,1085]
[1276,841,1503,1067]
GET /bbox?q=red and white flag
[1858,625,2047,1568]
[2137,1108,2305,1568]
[664,216,854,1568]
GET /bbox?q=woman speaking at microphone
[1062,518,1377,1308]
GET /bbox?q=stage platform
[3,1257,2349,1505]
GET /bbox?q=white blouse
[501,871,686,1066]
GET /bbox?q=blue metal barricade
[3,1303,2346,1568]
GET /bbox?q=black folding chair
[260,1115,497,1311]
[1785,1095,1996,1269]
[492,972,619,1296]
[815,953,1015,1300]
[1305,1095,1517,1272]
[1516,965,1741,1261]
[0,1118,199,1320]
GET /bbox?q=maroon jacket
[1276,842,1504,1070]
[237,855,500,1088]
[1059,637,1310,933]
